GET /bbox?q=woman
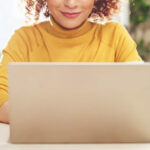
[0,0,142,124]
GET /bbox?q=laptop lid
[8,62,150,143]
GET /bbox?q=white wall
[119,0,129,26]
[0,0,26,56]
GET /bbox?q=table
[1,123,150,150]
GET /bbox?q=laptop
[8,62,150,143]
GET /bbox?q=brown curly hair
[24,0,120,22]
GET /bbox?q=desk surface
[1,123,150,150]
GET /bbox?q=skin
[0,101,9,124]
[46,0,95,29]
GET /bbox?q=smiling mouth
[61,11,81,19]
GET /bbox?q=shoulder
[14,21,49,39]
[97,21,130,47]
[101,21,126,35]
[8,21,49,48]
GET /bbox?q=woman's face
[46,0,95,29]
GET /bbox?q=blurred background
[0,0,150,61]
[129,0,150,61]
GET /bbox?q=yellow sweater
[0,17,142,106]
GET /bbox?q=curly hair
[24,0,120,22]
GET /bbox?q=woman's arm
[0,28,29,123]
[0,101,9,124]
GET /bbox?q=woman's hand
[0,101,9,124]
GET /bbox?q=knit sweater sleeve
[0,27,29,106]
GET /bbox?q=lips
[61,11,81,19]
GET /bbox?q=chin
[64,26,79,29]
[62,23,82,30]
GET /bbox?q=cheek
[82,0,95,10]
[47,0,61,10]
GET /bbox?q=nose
[64,0,78,9]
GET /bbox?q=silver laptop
[8,62,150,143]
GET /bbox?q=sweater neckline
[46,15,93,38]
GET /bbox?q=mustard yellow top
[0,17,142,106]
